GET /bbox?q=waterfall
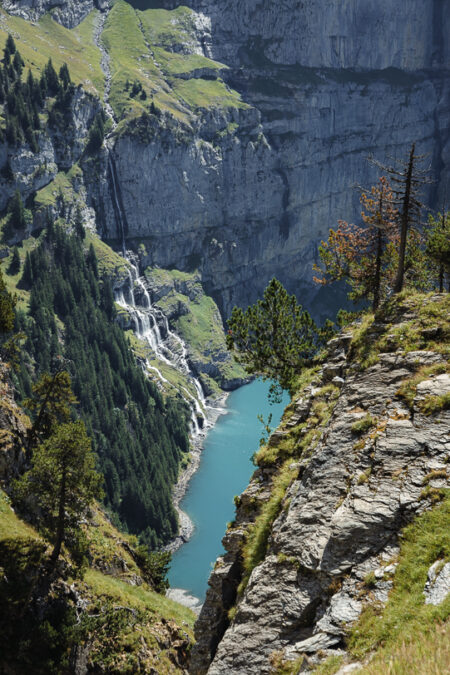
[108,156,127,255]
[107,149,212,438]
[114,258,211,437]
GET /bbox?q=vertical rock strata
[191,295,450,674]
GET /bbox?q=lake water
[169,379,289,602]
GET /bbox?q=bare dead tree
[370,143,433,293]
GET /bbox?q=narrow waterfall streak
[109,157,127,255]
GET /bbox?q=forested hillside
[0,27,237,552]
[15,223,190,548]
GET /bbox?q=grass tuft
[238,461,297,596]
[351,414,375,435]
[348,491,450,659]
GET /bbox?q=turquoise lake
[169,379,288,601]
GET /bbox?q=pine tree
[313,177,398,310]
[9,246,21,275]
[25,368,78,456]
[74,205,85,239]
[44,58,60,96]
[12,50,24,77]
[14,420,103,567]
[22,251,33,286]
[86,113,104,153]
[227,278,318,395]
[3,34,16,63]
[8,189,28,230]
[371,143,432,293]
[58,62,71,90]
[0,267,15,334]
[425,210,450,292]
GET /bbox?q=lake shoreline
[165,391,230,555]
[167,380,287,608]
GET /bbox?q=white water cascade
[114,258,213,437]
[107,151,219,439]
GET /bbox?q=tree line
[0,34,73,153]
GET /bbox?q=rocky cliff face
[0,87,99,213]
[3,0,448,317]
[191,294,450,674]
[189,0,449,70]
[97,0,450,316]
[0,361,28,483]
[1,0,109,28]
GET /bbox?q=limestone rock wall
[1,0,110,28]
[2,0,450,317]
[95,0,450,315]
[189,0,450,71]
[190,297,450,674]
[0,87,99,213]
[0,361,29,484]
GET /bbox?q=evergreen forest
[15,223,190,549]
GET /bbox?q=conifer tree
[8,189,28,230]
[9,246,20,275]
[86,113,104,153]
[371,143,432,293]
[425,210,450,292]
[74,205,85,239]
[314,177,398,310]
[22,251,33,286]
[14,420,103,567]
[3,34,15,63]
[44,58,60,96]
[25,368,78,457]
[227,278,318,395]
[58,62,71,90]
[0,267,15,334]
[12,50,24,77]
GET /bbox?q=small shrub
[419,485,446,504]
[227,605,237,622]
[363,571,377,588]
[422,469,447,485]
[396,363,448,409]
[357,468,372,485]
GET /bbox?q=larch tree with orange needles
[314,177,398,310]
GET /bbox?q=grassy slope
[0,0,247,128]
[0,488,196,672]
[103,0,248,123]
[0,9,103,94]
[348,493,450,675]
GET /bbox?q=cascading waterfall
[114,260,212,437]
[108,150,214,438]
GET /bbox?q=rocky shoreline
[165,392,230,555]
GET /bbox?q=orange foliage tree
[313,177,398,310]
